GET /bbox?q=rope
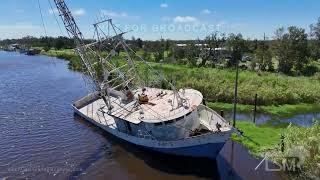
[37,0,47,36]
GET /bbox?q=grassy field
[41,49,320,110]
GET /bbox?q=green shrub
[266,122,320,179]
[302,64,319,76]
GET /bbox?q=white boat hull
[73,105,232,159]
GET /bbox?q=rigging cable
[48,0,65,37]
[37,0,58,66]
[37,0,95,94]
[37,0,48,36]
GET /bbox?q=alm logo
[255,146,309,172]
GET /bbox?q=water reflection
[224,111,320,127]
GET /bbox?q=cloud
[173,16,198,23]
[201,9,211,14]
[101,10,128,18]
[73,8,86,17]
[49,8,85,17]
[160,3,168,8]
[100,10,139,19]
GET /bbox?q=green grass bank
[233,121,320,179]
[208,102,320,117]
[41,49,320,117]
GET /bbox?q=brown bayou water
[0,51,287,180]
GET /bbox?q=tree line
[0,36,75,50]
[1,18,320,76]
[135,18,320,76]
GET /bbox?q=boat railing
[96,108,117,128]
[197,105,230,131]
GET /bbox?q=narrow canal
[0,51,288,179]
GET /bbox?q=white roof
[176,44,187,47]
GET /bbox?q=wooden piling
[220,110,224,118]
[281,135,285,152]
[253,93,258,123]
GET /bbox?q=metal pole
[233,61,239,127]
[262,33,265,67]
[253,93,258,123]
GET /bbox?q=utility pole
[233,59,239,127]
[161,36,165,61]
[262,33,265,67]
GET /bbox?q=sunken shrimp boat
[54,0,234,159]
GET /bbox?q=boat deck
[106,88,203,124]
[78,98,231,133]
[79,99,117,129]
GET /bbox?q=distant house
[176,43,187,47]
[8,43,21,51]
[176,43,210,47]
[11,44,20,48]
[195,43,208,47]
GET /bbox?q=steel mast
[53,0,113,108]
[53,0,187,110]
[53,0,100,88]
